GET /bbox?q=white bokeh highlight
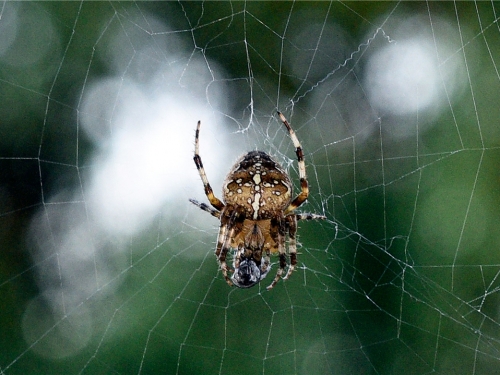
[366,40,439,115]
[24,11,228,359]
[82,78,218,234]
[364,14,466,127]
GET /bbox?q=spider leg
[189,199,221,219]
[296,213,326,221]
[267,217,286,290]
[217,206,245,286]
[215,221,228,259]
[193,120,225,211]
[215,218,233,286]
[213,222,233,286]
[283,215,298,281]
[261,248,271,274]
[233,244,244,269]
[277,112,309,215]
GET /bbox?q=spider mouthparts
[231,258,270,288]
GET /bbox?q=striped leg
[217,224,234,286]
[296,213,326,221]
[193,121,225,211]
[266,217,286,290]
[277,112,309,215]
[189,199,221,219]
[283,215,298,280]
[217,206,245,286]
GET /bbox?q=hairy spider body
[190,112,325,290]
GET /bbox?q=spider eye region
[231,257,270,288]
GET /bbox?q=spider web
[1,1,500,374]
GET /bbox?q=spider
[189,112,325,290]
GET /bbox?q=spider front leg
[266,217,286,290]
[283,215,298,281]
[217,206,245,286]
[216,224,234,286]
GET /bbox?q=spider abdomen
[223,151,292,220]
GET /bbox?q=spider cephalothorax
[189,112,325,290]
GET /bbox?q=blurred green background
[1,2,500,374]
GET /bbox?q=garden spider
[189,112,325,290]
